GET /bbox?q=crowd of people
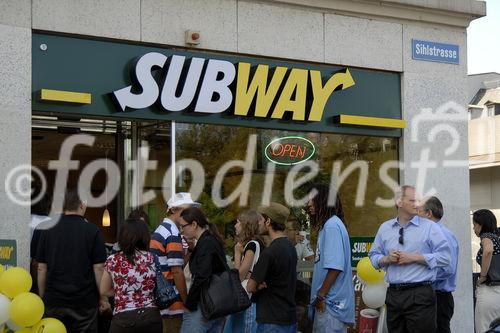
[28,183,500,333]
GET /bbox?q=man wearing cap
[418,196,459,333]
[247,202,298,333]
[150,192,199,333]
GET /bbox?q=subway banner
[32,33,402,137]
[350,237,375,268]
[0,239,17,269]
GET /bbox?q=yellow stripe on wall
[336,114,406,129]
[40,89,92,104]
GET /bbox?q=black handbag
[487,254,500,283]
[200,251,252,320]
[152,254,179,309]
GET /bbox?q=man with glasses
[418,196,459,333]
[150,192,199,333]
[368,185,451,333]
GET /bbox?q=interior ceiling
[32,129,116,169]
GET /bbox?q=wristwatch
[316,294,326,302]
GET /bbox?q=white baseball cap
[167,192,200,209]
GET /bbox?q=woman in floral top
[100,217,162,333]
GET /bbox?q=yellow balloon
[357,257,385,284]
[9,293,44,327]
[15,328,32,333]
[0,265,5,277]
[32,318,67,333]
[0,268,32,298]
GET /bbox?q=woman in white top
[224,210,265,333]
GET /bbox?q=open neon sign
[264,136,316,166]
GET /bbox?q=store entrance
[31,115,125,243]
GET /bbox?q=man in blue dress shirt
[368,185,451,333]
[418,196,459,333]
[308,184,355,333]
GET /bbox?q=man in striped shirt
[150,193,200,333]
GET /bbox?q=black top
[251,236,297,325]
[186,230,227,311]
[36,214,107,308]
[476,232,500,265]
[242,239,265,257]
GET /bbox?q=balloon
[9,292,44,327]
[362,282,387,309]
[15,328,32,333]
[32,318,67,333]
[0,267,32,298]
[0,265,5,277]
[0,294,10,325]
[6,318,24,331]
[357,257,385,284]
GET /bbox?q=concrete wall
[399,22,472,332]
[0,1,31,269]
[0,1,484,332]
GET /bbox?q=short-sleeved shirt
[36,214,107,308]
[251,236,298,325]
[150,218,184,315]
[476,232,500,265]
[105,251,156,314]
[295,240,314,261]
[310,215,355,324]
[242,240,264,277]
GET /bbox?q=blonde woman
[224,209,265,333]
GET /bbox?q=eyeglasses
[398,227,404,245]
[179,223,192,231]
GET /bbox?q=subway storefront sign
[33,33,403,137]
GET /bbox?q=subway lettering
[113,52,355,122]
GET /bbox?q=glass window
[175,123,398,333]
[176,123,398,241]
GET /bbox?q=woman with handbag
[179,207,228,333]
[100,217,162,333]
[224,209,265,333]
[473,209,500,333]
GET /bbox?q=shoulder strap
[248,240,260,271]
[214,247,230,272]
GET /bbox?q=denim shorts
[181,308,225,333]
[256,322,297,333]
[312,310,347,333]
[223,303,257,333]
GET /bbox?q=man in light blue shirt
[308,184,354,333]
[368,185,451,333]
[418,196,459,333]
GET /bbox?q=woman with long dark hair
[100,218,162,333]
[179,207,227,333]
[473,209,500,333]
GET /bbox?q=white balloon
[362,282,387,309]
[0,294,10,325]
[6,318,24,331]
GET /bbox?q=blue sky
[467,0,500,74]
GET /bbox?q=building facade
[0,1,485,332]
[468,72,500,273]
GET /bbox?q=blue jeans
[181,308,225,333]
[312,310,347,333]
[256,323,297,333]
[223,303,257,333]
